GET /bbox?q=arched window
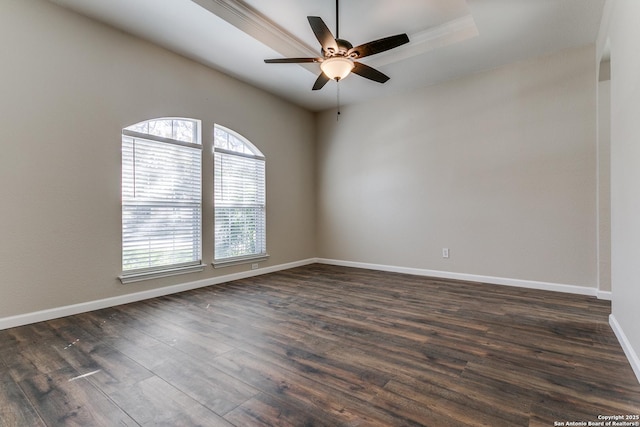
[120,118,203,282]
[214,125,267,265]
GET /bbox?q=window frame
[213,125,268,267]
[119,118,205,284]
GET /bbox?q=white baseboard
[316,258,599,297]
[0,258,316,331]
[597,290,612,300]
[609,314,640,384]
[0,257,606,331]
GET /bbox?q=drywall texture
[604,0,640,369]
[0,0,316,318]
[317,46,597,288]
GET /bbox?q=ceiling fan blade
[307,16,338,53]
[264,58,321,64]
[352,62,390,84]
[348,33,410,59]
[312,72,331,91]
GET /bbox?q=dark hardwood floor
[1,264,639,426]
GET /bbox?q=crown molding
[191,0,317,60]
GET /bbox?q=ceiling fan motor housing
[323,39,356,58]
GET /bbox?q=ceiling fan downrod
[335,0,339,39]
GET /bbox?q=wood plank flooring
[1,264,639,426]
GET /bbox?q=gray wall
[600,0,640,374]
[0,0,316,318]
[317,46,598,289]
[598,78,611,293]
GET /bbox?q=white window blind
[214,126,266,263]
[121,118,202,279]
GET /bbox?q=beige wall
[317,46,598,288]
[0,0,316,318]
[601,0,640,373]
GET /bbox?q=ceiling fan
[264,0,410,91]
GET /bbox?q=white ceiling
[47,0,606,112]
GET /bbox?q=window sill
[213,254,270,269]
[119,263,206,284]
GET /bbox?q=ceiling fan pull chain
[337,80,341,121]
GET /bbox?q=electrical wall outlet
[251,263,259,270]
[442,248,450,258]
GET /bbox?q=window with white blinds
[214,125,267,265]
[120,118,203,282]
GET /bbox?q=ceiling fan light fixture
[320,57,354,81]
